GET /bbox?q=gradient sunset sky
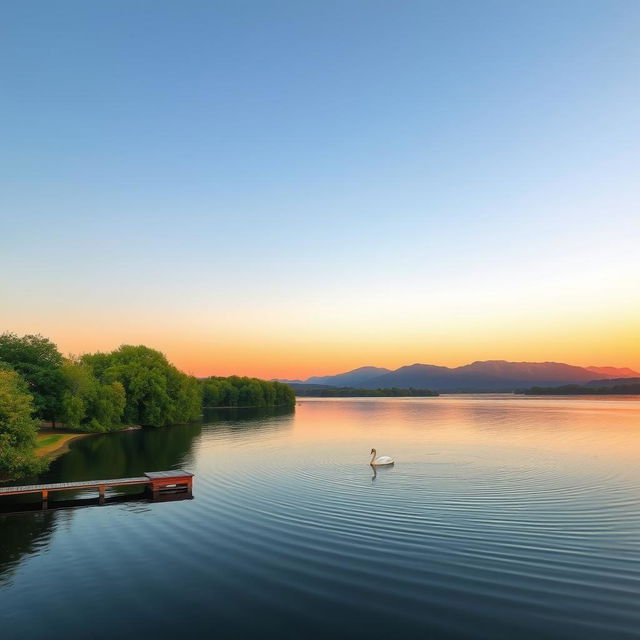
[2,1,639,378]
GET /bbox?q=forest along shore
[0,332,296,482]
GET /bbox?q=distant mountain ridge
[280,361,640,393]
[585,366,639,378]
[306,366,391,387]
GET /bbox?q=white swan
[370,448,394,466]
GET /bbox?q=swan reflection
[371,463,395,483]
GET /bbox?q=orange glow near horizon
[7,304,638,379]
[4,257,639,379]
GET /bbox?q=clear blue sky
[2,1,639,376]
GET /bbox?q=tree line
[290,384,439,397]
[521,383,640,395]
[0,332,295,479]
[201,376,295,408]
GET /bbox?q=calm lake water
[1,395,639,639]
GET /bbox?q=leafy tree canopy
[0,368,43,479]
[83,345,202,427]
[0,333,296,479]
[0,332,65,423]
[59,359,126,432]
[201,376,295,408]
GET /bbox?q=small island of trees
[0,332,295,480]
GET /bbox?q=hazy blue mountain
[586,366,640,378]
[306,366,392,387]
[300,360,635,392]
[363,364,453,389]
[454,360,598,382]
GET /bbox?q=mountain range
[278,361,640,393]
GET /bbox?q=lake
[1,395,639,639]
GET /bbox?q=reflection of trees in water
[0,511,58,586]
[0,406,293,583]
[39,421,204,484]
[35,407,294,486]
[202,405,294,434]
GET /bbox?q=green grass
[36,434,65,447]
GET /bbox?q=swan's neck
[370,450,376,464]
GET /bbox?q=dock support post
[42,489,48,509]
[98,485,106,504]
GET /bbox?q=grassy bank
[35,429,92,461]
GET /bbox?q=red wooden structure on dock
[0,470,193,504]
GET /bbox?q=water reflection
[1,397,639,639]
[0,511,57,587]
[204,405,295,424]
[370,463,397,484]
[1,491,193,514]
[35,406,293,487]
[38,421,203,484]
[201,406,295,441]
[0,405,293,589]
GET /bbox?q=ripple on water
[2,398,640,639]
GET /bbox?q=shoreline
[35,425,142,463]
[202,404,296,409]
[35,429,94,461]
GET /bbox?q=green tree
[239,381,265,407]
[259,380,277,406]
[273,381,296,406]
[0,333,65,425]
[200,376,295,408]
[90,381,126,430]
[218,380,239,406]
[59,360,126,432]
[0,368,43,479]
[202,379,223,407]
[60,360,93,428]
[84,345,202,427]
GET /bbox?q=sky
[1,1,639,378]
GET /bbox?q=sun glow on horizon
[1,2,638,378]
[6,313,638,380]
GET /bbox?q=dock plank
[145,470,194,479]
[0,470,193,497]
[0,477,148,494]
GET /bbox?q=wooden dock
[0,470,193,505]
